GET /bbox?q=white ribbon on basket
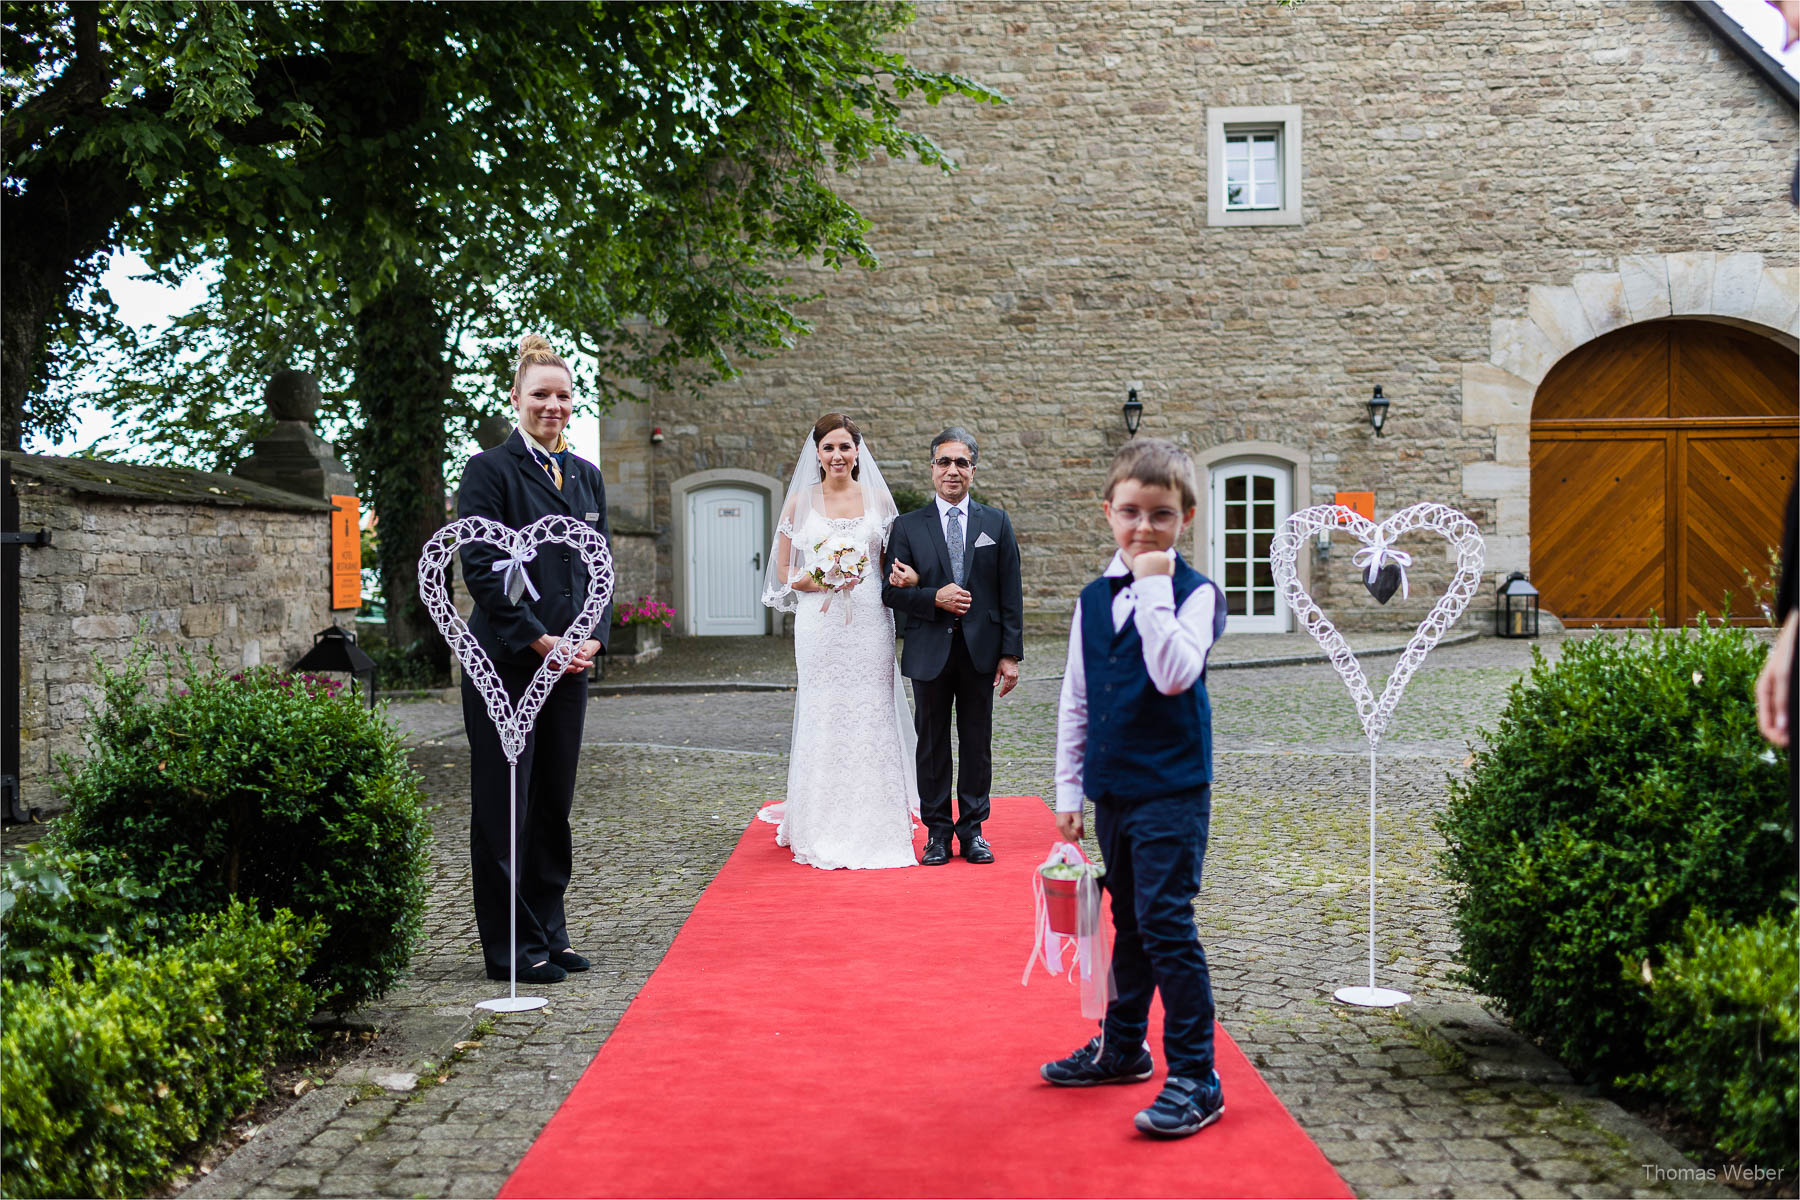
[1022,842,1113,1019]
[1351,528,1412,600]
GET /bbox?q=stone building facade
[8,454,338,814]
[605,0,1798,636]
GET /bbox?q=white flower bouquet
[807,535,870,619]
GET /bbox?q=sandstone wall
[642,0,1800,633]
[14,480,333,814]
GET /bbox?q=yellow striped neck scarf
[528,433,569,490]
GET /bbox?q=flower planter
[610,624,663,663]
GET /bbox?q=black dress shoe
[921,837,951,865]
[551,949,590,972]
[962,835,995,864]
[485,961,567,984]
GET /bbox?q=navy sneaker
[1133,1071,1224,1138]
[1040,1035,1153,1087]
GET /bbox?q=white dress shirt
[1053,550,1219,812]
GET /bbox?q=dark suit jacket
[882,499,1024,679]
[457,430,612,667]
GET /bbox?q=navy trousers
[910,628,994,846]
[1093,786,1217,1079]
[463,663,588,973]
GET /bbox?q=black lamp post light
[292,624,380,707]
[1123,387,1144,436]
[1495,571,1540,638]
[1367,385,1390,436]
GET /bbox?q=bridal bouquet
[807,535,870,619]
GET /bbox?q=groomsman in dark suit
[882,426,1025,865]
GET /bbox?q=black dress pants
[463,662,588,973]
[912,628,994,846]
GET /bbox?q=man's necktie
[533,447,563,490]
[947,507,965,586]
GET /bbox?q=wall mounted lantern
[1123,388,1143,436]
[1495,571,1540,638]
[1367,386,1390,436]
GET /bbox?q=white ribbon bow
[1352,530,1413,600]
[491,548,541,603]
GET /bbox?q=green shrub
[1438,623,1789,1080]
[0,901,322,1199]
[51,652,433,1013]
[0,846,165,985]
[1626,907,1799,1169]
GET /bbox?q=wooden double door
[1530,320,1797,626]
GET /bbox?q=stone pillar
[233,371,356,501]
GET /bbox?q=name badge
[585,512,600,523]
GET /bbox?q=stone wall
[640,0,1799,633]
[11,456,335,814]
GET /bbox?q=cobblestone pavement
[182,631,1741,1200]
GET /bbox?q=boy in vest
[1040,438,1228,1138]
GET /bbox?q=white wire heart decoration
[1269,503,1485,747]
[418,515,615,764]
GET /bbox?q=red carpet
[502,796,1351,1199]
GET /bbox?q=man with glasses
[883,426,1025,865]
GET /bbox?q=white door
[1209,462,1291,634]
[688,487,767,635]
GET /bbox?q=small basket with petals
[1023,842,1112,1018]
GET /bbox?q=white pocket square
[973,532,997,548]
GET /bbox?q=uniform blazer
[881,499,1024,680]
[457,430,612,668]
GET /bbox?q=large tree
[5,1,1000,668]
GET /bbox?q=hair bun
[517,333,556,361]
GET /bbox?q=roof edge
[1685,1,1800,109]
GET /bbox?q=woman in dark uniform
[458,334,610,984]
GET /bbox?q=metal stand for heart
[1270,503,1485,1009]
[419,515,614,1013]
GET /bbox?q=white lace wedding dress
[758,511,918,870]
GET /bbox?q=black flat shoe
[962,835,995,864]
[921,837,951,866]
[551,949,590,972]
[486,961,567,984]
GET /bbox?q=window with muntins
[1205,105,1302,227]
[1224,129,1281,210]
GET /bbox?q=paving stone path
[179,631,1738,1200]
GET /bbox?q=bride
[759,413,921,870]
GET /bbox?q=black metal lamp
[1123,388,1143,436]
[292,624,379,707]
[1495,572,1540,639]
[1367,386,1390,436]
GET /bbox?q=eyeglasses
[1110,505,1184,532]
[932,456,973,470]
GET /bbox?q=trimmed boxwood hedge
[0,901,322,1199]
[50,653,433,1013]
[1628,908,1799,1170]
[1438,622,1793,1164]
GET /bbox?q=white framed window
[1207,106,1302,227]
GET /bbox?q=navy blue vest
[1079,559,1225,806]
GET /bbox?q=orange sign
[1334,491,1375,520]
[331,496,362,611]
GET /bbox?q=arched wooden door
[1530,320,1798,626]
